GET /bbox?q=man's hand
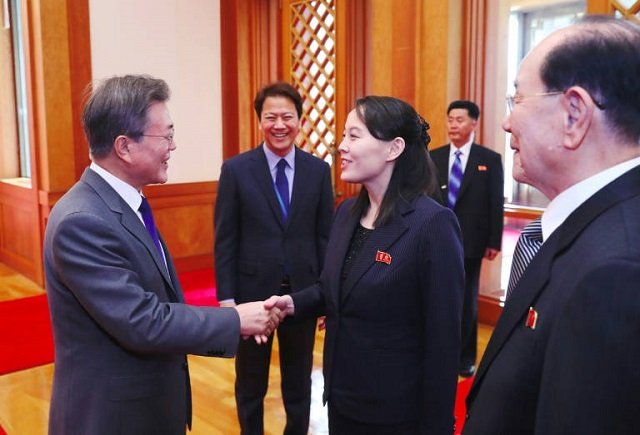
[264,295,295,316]
[234,301,283,344]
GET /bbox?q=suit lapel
[82,169,179,301]
[470,234,557,396]
[288,147,307,224]
[340,201,410,304]
[250,145,288,229]
[469,165,640,403]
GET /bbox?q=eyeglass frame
[505,91,564,112]
[140,134,175,146]
[506,89,606,112]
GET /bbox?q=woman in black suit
[267,96,464,434]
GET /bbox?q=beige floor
[0,263,493,434]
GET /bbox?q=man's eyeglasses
[505,92,564,112]
[506,90,606,112]
[141,134,175,146]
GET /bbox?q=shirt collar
[90,161,144,213]
[542,156,640,241]
[449,135,473,157]
[263,144,296,171]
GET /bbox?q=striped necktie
[506,218,543,299]
[448,150,463,208]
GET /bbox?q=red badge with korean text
[477,165,487,171]
[375,250,392,265]
[526,307,538,329]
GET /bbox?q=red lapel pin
[375,250,392,265]
[477,165,487,171]
[526,307,538,329]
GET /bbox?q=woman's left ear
[388,137,406,161]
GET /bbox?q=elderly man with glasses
[463,15,640,435]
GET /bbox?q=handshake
[223,295,295,344]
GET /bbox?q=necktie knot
[139,196,152,215]
[275,159,290,219]
[506,218,543,300]
[521,219,543,242]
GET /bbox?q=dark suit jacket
[430,143,504,258]
[463,165,640,435]
[44,168,241,435]
[292,196,465,433]
[214,145,333,302]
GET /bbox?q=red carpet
[0,295,54,375]
[0,269,218,375]
[454,376,474,434]
[180,268,219,306]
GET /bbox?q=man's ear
[562,86,594,150]
[113,135,132,161]
[387,137,406,161]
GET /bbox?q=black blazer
[430,144,504,258]
[214,145,334,302]
[463,165,640,435]
[293,196,465,433]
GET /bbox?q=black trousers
[328,401,420,434]
[235,316,316,435]
[460,256,482,369]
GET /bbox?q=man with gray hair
[45,75,282,435]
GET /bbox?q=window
[1,0,31,182]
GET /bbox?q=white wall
[88,0,223,183]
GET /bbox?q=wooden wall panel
[0,0,93,287]
[333,0,366,201]
[220,0,280,160]
[367,1,456,149]
[145,181,217,273]
[460,0,487,142]
[368,0,394,96]
[587,0,614,13]
[0,183,41,284]
[416,0,454,148]
[31,0,74,192]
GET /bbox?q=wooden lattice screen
[288,0,336,166]
[611,0,640,23]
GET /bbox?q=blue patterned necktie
[139,196,164,260]
[448,150,463,208]
[275,159,290,219]
[506,218,543,300]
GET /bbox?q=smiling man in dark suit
[430,100,504,378]
[214,82,334,435]
[463,16,640,435]
[44,75,282,435]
